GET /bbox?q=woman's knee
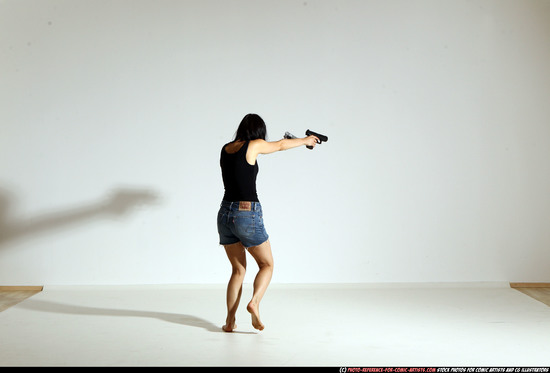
[257,256,273,269]
[231,264,247,277]
[249,241,274,268]
[255,256,274,272]
[225,242,247,276]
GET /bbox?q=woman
[217,113,319,332]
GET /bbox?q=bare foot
[222,319,236,332]
[247,301,265,331]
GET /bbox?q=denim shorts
[217,200,269,248]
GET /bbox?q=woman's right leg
[246,240,274,331]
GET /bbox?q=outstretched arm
[252,136,318,154]
[246,136,319,164]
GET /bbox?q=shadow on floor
[18,298,256,334]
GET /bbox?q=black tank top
[220,141,259,202]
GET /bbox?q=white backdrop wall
[1,0,549,285]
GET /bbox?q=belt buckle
[238,201,252,211]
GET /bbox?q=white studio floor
[1,283,549,367]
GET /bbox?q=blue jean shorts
[217,200,269,248]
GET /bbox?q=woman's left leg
[222,241,247,332]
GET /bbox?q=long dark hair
[234,113,267,142]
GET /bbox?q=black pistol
[305,129,328,149]
[284,130,328,150]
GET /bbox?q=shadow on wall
[0,188,160,249]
